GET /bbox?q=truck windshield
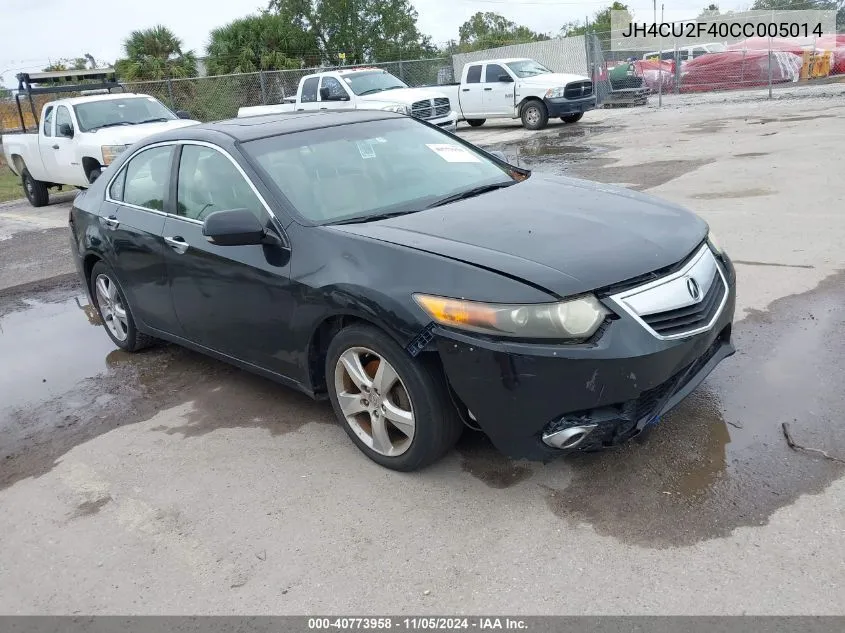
[243,117,517,225]
[505,60,553,78]
[342,71,408,96]
[73,97,177,132]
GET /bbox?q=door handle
[51,144,60,149]
[319,107,327,110]
[164,236,189,255]
[461,88,470,92]
[102,215,119,230]
[483,88,492,91]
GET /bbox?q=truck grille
[411,98,451,120]
[564,81,593,99]
[608,245,729,340]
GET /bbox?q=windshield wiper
[357,88,386,96]
[330,210,418,225]
[91,121,133,130]
[425,181,516,209]
[136,117,172,124]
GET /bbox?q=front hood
[359,87,447,105]
[520,72,591,87]
[84,119,199,145]
[331,175,707,297]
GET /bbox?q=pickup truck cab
[238,68,457,131]
[3,92,198,207]
[436,58,596,130]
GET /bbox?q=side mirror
[319,87,330,101]
[175,110,192,119]
[58,122,74,138]
[202,209,268,246]
[498,74,513,83]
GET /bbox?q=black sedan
[69,110,736,471]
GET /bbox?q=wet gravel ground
[1,98,845,613]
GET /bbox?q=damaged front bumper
[435,255,737,461]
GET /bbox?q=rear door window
[466,65,482,84]
[122,146,173,212]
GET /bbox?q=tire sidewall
[521,101,548,130]
[22,171,36,205]
[89,261,141,351]
[325,325,457,471]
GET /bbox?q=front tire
[521,100,549,130]
[89,261,154,352]
[561,113,584,123]
[22,169,49,207]
[466,119,486,127]
[326,324,462,471]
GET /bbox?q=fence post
[259,70,268,105]
[673,40,680,94]
[399,60,405,82]
[768,44,773,100]
[166,78,175,109]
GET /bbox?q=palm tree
[116,25,198,81]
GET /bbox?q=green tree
[268,0,436,64]
[561,2,632,37]
[457,12,550,52]
[115,25,198,80]
[42,54,101,72]
[750,0,843,29]
[697,3,721,19]
[206,13,319,73]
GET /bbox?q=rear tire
[89,261,154,352]
[22,169,49,207]
[521,100,549,130]
[466,119,486,127]
[326,324,462,471]
[561,113,584,123]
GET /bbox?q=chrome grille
[411,99,433,119]
[609,245,729,340]
[564,81,593,99]
[411,98,451,120]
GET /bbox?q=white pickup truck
[432,58,597,130]
[238,67,457,131]
[3,82,198,207]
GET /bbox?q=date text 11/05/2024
[308,618,528,630]
[621,21,824,39]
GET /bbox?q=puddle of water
[575,159,714,191]
[456,432,534,489]
[0,295,116,414]
[692,188,774,199]
[734,152,769,158]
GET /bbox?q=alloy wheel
[334,347,415,457]
[94,274,129,342]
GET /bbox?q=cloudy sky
[1,0,741,87]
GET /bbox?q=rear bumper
[544,96,597,116]
[436,254,737,460]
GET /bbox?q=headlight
[413,294,609,340]
[707,230,723,255]
[545,87,567,98]
[382,104,410,115]
[101,145,129,166]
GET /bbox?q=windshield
[505,59,553,78]
[244,117,516,224]
[73,97,177,132]
[342,71,408,96]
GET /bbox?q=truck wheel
[88,168,102,184]
[326,324,462,471]
[561,113,584,123]
[521,100,548,130]
[466,119,486,127]
[22,169,49,207]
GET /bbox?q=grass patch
[0,155,23,202]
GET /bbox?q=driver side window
[177,145,265,222]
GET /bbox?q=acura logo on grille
[686,276,701,301]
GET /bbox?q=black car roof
[150,110,403,144]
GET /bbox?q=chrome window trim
[607,244,729,341]
[104,139,280,227]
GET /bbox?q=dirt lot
[1,95,844,614]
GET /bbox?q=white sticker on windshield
[426,144,481,163]
[356,140,376,159]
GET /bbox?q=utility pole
[653,0,657,24]
[661,3,664,22]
